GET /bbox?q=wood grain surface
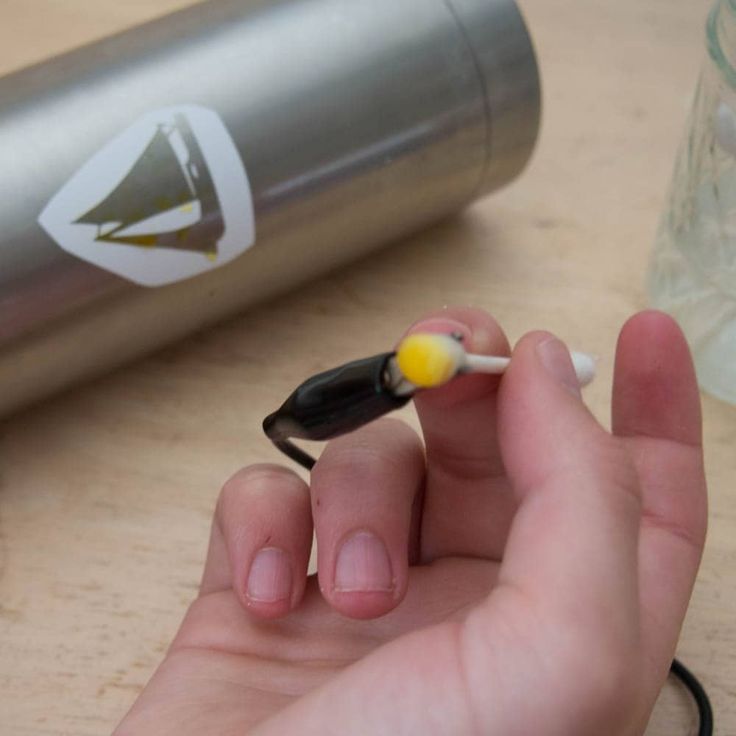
[1,1,733,734]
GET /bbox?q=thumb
[494,331,642,639]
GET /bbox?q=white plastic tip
[569,351,597,387]
[464,349,597,387]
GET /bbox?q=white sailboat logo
[39,105,255,287]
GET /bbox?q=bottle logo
[38,105,255,287]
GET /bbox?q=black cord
[670,658,713,736]
[272,438,316,471]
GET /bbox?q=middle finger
[311,418,424,620]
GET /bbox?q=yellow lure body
[395,333,465,388]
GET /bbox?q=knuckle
[316,426,423,490]
[586,436,643,515]
[218,464,306,514]
[330,417,420,457]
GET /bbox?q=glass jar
[649,0,736,404]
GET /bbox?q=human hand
[114,308,707,736]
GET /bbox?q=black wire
[272,438,316,471]
[670,658,713,736]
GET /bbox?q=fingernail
[247,547,292,603]
[408,318,471,345]
[334,531,393,593]
[536,337,581,397]
[407,318,495,355]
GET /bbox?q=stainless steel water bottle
[0,0,540,416]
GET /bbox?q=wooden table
[1,1,733,734]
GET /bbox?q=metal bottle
[0,0,540,416]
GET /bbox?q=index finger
[405,307,515,562]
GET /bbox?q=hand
[114,308,707,736]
